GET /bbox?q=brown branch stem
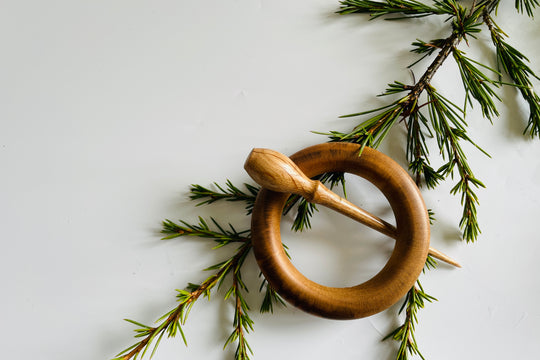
[233,275,248,357]
[120,241,253,360]
[407,32,460,110]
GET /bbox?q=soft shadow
[501,83,530,139]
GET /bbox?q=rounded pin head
[244,148,316,196]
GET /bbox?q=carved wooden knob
[247,142,430,320]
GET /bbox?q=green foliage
[515,0,540,16]
[116,216,254,360]
[409,38,447,67]
[162,217,250,248]
[424,254,438,271]
[452,48,501,119]
[448,0,485,39]
[485,14,540,136]
[223,243,254,360]
[114,2,540,360]
[286,195,318,231]
[320,0,539,244]
[383,281,437,360]
[406,109,442,189]
[425,84,487,242]
[324,98,407,151]
[337,0,455,18]
[189,180,259,214]
[116,194,293,360]
[259,277,286,314]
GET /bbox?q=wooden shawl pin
[245,147,460,268]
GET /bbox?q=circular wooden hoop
[251,142,430,320]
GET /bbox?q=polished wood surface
[246,143,431,319]
[245,147,460,267]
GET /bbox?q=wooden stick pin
[245,148,461,268]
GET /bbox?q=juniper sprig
[114,219,254,360]
[189,180,259,214]
[113,2,539,360]
[316,0,540,243]
[383,280,437,360]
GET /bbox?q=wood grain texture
[245,148,460,267]
[248,143,430,320]
[246,148,398,239]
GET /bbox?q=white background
[1,1,539,359]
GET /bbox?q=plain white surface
[1,1,539,359]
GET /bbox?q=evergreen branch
[411,38,447,58]
[324,30,459,189]
[319,12,491,240]
[327,99,407,148]
[161,217,250,248]
[406,109,443,188]
[115,4,540,360]
[384,280,437,360]
[190,180,259,214]
[409,38,448,67]
[452,48,501,120]
[401,30,461,188]
[484,13,540,136]
[515,0,539,16]
[324,3,497,239]
[448,0,487,41]
[425,85,486,242]
[408,32,459,99]
[259,277,286,314]
[189,175,344,233]
[336,28,460,128]
[113,296,189,360]
[424,253,438,270]
[284,194,319,231]
[337,0,455,18]
[224,243,254,360]
[319,171,347,194]
[114,232,253,360]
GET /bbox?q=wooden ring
[251,142,430,319]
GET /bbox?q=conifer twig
[483,11,540,136]
[224,258,254,360]
[113,220,253,360]
[189,180,259,214]
[317,0,536,243]
[515,0,540,16]
[114,2,540,360]
[259,277,286,314]
[383,279,437,360]
[337,0,455,18]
